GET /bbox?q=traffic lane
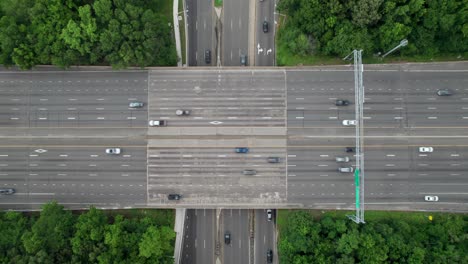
[195,209,215,264]
[181,210,196,264]
[149,70,286,89]
[255,209,275,264]
[256,0,275,66]
[186,0,198,66]
[196,0,213,66]
[222,0,248,66]
[223,209,249,264]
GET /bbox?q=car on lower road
[267,249,273,263]
[419,147,433,153]
[240,54,247,66]
[235,147,249,153]
[342,120,357,126]
[105,148,121,155]
[425,195,439,202]
[266,209,273,221]
[263,21,269,33]
[0,188,15,195]
[224,232,231,244]
[205,49,211,64]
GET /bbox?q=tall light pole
[381,39,408,58]
[343,50,365,224]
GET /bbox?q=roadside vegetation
[0,202,175,264]
[278,210,467,263]
[0,0,177,69]
[276,0,468,66]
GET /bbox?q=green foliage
[278,210,468,264]
[0,0,177,68]
[277,0,468,62]
[0,202,175,263]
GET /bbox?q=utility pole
[343,50,365,224]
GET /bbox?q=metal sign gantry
[343,50,365,224]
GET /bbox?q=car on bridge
[105,148,121,155]
[437,89,452,96]
[235,147,249,153]
[149,120,167,126]
[335,99,350,106]
[425,195,439,202]
[342,120,357,126]
[419,147,433,153]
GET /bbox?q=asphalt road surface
[0,70,148,210]
[255,0,275,66]
[181,209,216,264]
[1,63,467,212]
[222,0,249,66]
[254,209,276,264]
[187,0,215,66]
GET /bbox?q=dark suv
[267,249,273,263]
[336,99,350,106]
[0,188,15,195]
[224,232,231,244]
[168,194,181,200]
[205,49,211,64]
[263,21,269,33]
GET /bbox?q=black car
[345,147,355,153]
[263,21,269,33]
[168,194,181,200]
[267,249,273,263]
[205,49,211,64]
[0,188,15,195]
[336,99,350,106]
[224,232,231,244]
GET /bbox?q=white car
[419,147,434,153]
[425,196,439,202]
[148,120,167,127]
[105,148,121,155]
[342,120,357,126]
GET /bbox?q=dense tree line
[277,0,468,60]
[279,210,467,264]
[0,0,177,69]
[0,202,175,263]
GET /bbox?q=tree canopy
[0,202,175,264]
[0,0,177,69]
[278,210,468,264]
[277,0,468,60]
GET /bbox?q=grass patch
[278,209,462,228]
[215,0,223,8]
[277,42,466,66]
[150,0,173,21]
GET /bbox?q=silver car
[419,147,433,153]
[243,169,257,175]
[335,156,350,163]
[338,167,354,173]
[129,102,144,108]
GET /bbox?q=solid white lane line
[127,117,136,119]
[67,117,76,120]
[427,117,438,119]
[450,154,459,157]
[97,117,105,119]
[318,164,328,167]
[296,116,304,119]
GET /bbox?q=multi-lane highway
[1,65,467,211]
[0,70,148,210]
